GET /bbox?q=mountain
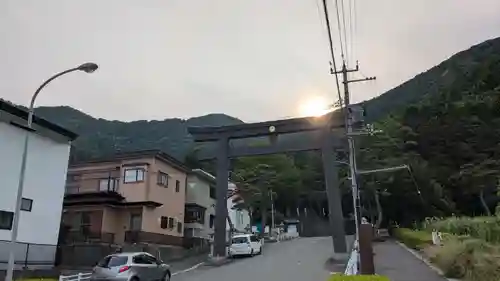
[363,37,500,121]
[21,37,500,164]
[34,106,243,161]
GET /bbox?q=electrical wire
[320,0,345,118]
[339,0,349,65]
[332,0,346,62]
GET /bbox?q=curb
[394,241,460,281]
[172,262,205,276]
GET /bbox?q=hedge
[393,228,432,250]
[328,274,390,281]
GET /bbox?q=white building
[0,100,76,269]
[226,183,251,235]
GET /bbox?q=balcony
[64,178,125,207]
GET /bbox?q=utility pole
[332,61,375,249]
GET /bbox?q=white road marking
[172,262,205,276]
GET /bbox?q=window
[157,172,168,187]
[124,168,145,183]
[175,180,180,192]
[99,178,119,192]
[21,198,33,212]
[97,256,128,268]
[209,185,216,199]
[177,222,182,233]
[231,237,248,244]
[168,217,174,229]
[209,215,215,228]
[130,213,142,230]
[0,211,14,230]
[133,254,155,265]
[250,235,259,242]
[185,209,205,224]
[160,216,168,229]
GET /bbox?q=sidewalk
[374,240,447,281]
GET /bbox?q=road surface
[174,237,341,281]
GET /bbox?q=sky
[1,0,499,122]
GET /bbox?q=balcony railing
[65,179,120,195]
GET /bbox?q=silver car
[91,252,171,281]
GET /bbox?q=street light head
[78,62,98,73]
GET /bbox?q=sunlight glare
[298,96,331,117]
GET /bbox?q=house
[61,150,189,247]
[184,169,216,245]
[0,99,77,268]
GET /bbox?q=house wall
[141,158,187,237]
[0,122,70,245]
[227,196,250,233]
[185,175,216,238]
[0,121,71,269]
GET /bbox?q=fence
[59,272,92,281]
[0,240,56,270]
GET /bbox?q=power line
[339,0,349,65]
[333,0,346,61]
[320,0,344,113]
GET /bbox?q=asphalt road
[173,237,340,281]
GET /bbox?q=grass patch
[393,228,432,250]
[430,236,500,281]
[327,274,390,281]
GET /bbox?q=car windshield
[97,256,128,268]
[232,237,248,244]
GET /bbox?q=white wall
[185,175,216,238]
[226,196,250,233]
[0,122,70,245]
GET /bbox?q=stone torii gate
[188,111,348,258]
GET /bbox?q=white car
[229,234,262,257]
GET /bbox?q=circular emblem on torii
[269,125,276,133]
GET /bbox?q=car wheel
[163,271,171,281]
[250,249,254,256]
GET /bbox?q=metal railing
[59,272,92,281]
[0,240,56,269]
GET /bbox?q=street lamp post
[5,63,98,281]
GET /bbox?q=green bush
[423,216,500,244]
[393,228,432,249]
[327,274,390,281]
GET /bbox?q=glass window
[21,198,33,212]
[133,255,153,265]
[160,216,168,229]
[209,215,215,228]
[175,180,180,192]
[168,217,174,229]
[0,211,13,230]
[231,237,248,244]
[157,172,168,187]
[177,222,182,233]
[99,178,119,192]
[250,235,259,242]
[209,186,216,199]
[124,168,145,183]
[97,255,128,268]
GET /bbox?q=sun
[298,96,331,117]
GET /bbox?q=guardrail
[59,272,92,281]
